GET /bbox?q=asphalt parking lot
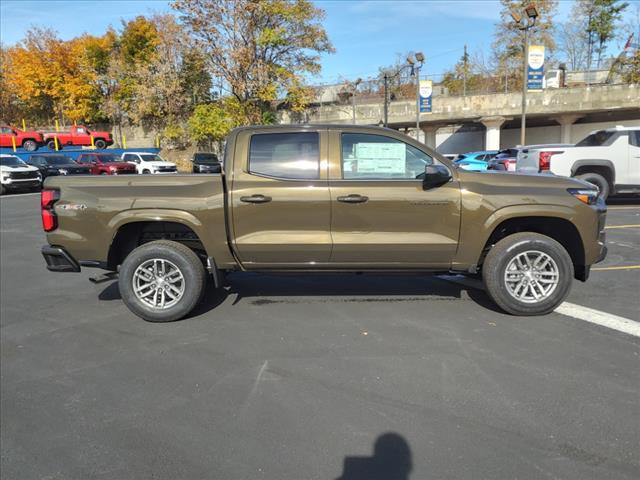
[1,192,639,480]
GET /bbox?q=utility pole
[463,44,468,97]
[414,52,424,141]
[383,74,388,127]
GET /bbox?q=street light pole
[383,74,388,127]
[511,3,538,147]
[413,52,424,141]
[521,27,529,147]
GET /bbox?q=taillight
[41,189,60,232]
[539,151,563,172]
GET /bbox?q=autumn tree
[492,0,558,89]
[172,0,334,124]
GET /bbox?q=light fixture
[415,52,425,63]
[406,54,415,65]
[525,3,538,19]
[510,9,522,23]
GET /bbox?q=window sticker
[354,143,406,174]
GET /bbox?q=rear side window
[576,130,616,147]
[249,132,319,180]
[629,130,640,147]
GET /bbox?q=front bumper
[2,179,41,189]
[42,245,80,272]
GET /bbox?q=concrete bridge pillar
[480,116,508,150]
[553,114,583,144]
[421,125,438,149]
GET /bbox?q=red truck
[42,125,114,150]
[76,152,137,175]
[0,125,44,151]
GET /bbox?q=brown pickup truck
[40,125,607,322]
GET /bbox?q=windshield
[140,154,167,163]
[495,149,518,159]
[44,156,72,165]
[96,154,120,163]
[576,130,616,147]
[194,153,218,164]
[0,156,26,167]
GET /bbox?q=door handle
[337,194,369,204]
[240,194,272,204]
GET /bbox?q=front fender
[452,203,582,270]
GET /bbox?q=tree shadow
[98,272,503,320]
[336,432,413,480]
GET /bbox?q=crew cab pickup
[42,125,114,150]
[0,125,44,152]
[40,125,607,322]
[517,126,640,199]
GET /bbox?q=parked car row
[0,151,223,194]
[0,125,113,151]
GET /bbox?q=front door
[328,131,461,269]
[628,130,640,187]
[230,129,331,268]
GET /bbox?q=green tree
[172,0,334,123]
[579,0,629,69]
[188,101,239,148]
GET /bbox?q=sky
[1,0,638,86]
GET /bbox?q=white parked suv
[122,152,178,174]
[517,126,640,200]
[1,154,42,194]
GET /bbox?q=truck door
[628,130,640,187]
[328,130,461,268]
[230,129,331,267]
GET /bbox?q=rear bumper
[41,245,80,272]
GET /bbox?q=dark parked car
[76,153,137,175]
[192,152,222,173]
[26,154,90,180]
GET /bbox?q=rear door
[627,130,640,186]
[230,129,331,268]
[328,130,461,268]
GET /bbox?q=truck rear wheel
[94,139,107,149]
[119,240,206,322]
[575,172,610,201]
[482,233,573,316]
[46,140,60,150]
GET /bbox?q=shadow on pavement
[99,271,502,320]
[336,432,413,480]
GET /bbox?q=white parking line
[554,303,640,337]
[437,275,640,338]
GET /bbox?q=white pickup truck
[517,126,640,200]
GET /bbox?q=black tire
[46,139,61,150]
[100,172,108,175]
[142,169,151,174]
[22,139,37,152]
[482,232,574,316]
[0,184,6,195]
[119,240,206,322]
[575,172,610,201]
[94,138,107,149]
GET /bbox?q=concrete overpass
[284,83,640,152]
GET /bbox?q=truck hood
[1,164,39,173]
[106,162,137,169]
[459,169,594,194]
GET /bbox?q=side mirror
[422,164,452,190]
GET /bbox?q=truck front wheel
[46,140,60,150]
[119,240,206,322]
[482,232,574,316]
[94,139,107,149]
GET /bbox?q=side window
[341,133,432,180]
[1,127,13,134]
[77,155,87,164]
[249,132,319,180]
[629,130,640,147]
[76,127,85,134]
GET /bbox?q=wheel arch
[570,159,616,188]
[479,215,586,281]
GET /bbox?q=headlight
[2,175,10,182]
[568,188,599,205]
[109,166,117,171]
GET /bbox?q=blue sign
[419,80,432,113]
[527,45,545,92]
